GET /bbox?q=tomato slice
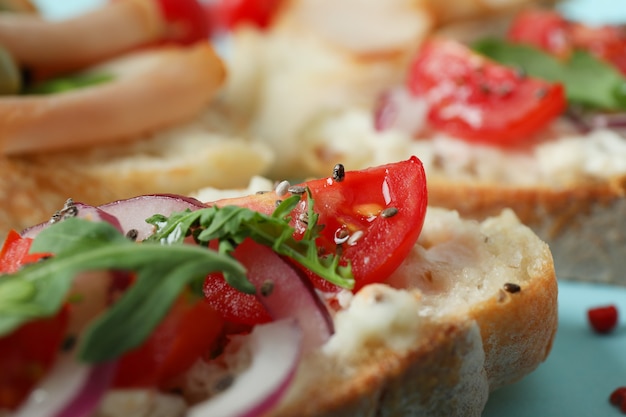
[112,295,224,389]
[204,269,273,326]
[0,230,51,273]
[0,231,69,410]
[0,305,69,410]
[507,9,570,57]
[208,0,283,31]
[155,0,210,45]
[406,39,566,146]
[203,157,428,324]
[508,9,626,76]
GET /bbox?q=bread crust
[0,42,225,155]
[270,321,490,417]
[0,0,164,74]
[428,175,626,284]
[468,253,557,389]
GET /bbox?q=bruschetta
[0,0,273,238]
[217,2,626,285]
[0,158,557,417]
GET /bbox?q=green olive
[0,46,21,95]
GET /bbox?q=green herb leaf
[473,38,626,111]
[23,72,114,95]
[0,218,246,363]
[146,192,355,291]
[0,191,354,363]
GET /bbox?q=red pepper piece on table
[587,304,618,334]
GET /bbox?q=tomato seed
[588,305,619,334]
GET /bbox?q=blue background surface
[483,282,626,417]
[28,1,626,416]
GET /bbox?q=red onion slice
[13,354,116,417]
[566,110,626,134]
[98,194,206,240]
[188,319,302,417]
[234,239,334,351]
[21,202,122,239]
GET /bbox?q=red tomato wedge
[0,230,51,273]
[508,9,626,76]
[407,39,566,146]
[113,295,224,389]
[507,9,570,57]
[156,0,210,45]
[0,305,69,410]
[204,157,428,325]
[208,0,283,32]
[0,231,66,410]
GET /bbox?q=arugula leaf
[0,219,246,363]
[473,38,626,111]
[146,192,355,291]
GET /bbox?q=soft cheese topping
[300,109,626,187]
[323,284,423,357]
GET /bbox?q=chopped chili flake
[610,387,626,413]
[587,305,619,334]
[610,387,626,406]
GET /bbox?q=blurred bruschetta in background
[215,0,626,285]
[0,0,274,236]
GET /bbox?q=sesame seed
[126,229,139,241]
[381,207,398,218]
[287,185,306,195]
[298,212,309,225]
[275,180,291,197]
[334,228,350,244]
[62,334,77,352]
[50,198,78,223]
[503,282,521,293]
[214,374,235,392]
[347,230,364,246]
[332,164,345,182]
[260,280,275,297]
